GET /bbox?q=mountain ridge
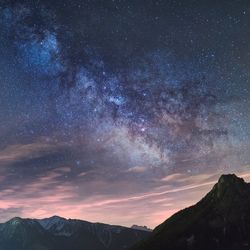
[131,174,250,250]
[0,215,151,250]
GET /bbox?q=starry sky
[0,0,250,228]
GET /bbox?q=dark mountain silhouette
[131,174,250,250]
[0,216,150,250]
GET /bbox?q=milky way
[0,0,250,228]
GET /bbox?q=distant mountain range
[0,215,151,250]
[131,225,152,232]
[131,174,250,250]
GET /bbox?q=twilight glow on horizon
[0,0,250,228]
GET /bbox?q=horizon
[1,0,250,229]
[0,171,250,228]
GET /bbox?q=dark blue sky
[0,0,250,227]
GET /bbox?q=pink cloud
[1,168,250,228]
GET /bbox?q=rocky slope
[131,174,250,250]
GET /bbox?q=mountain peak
[37,215,68,231]
[132,174,250,250]
[8,217,23,226]
[213,174,248,199]
[218,173,244,184]
[131,225,152,232]
[47,215,67,221]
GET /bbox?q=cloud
[126,166,149,173]
[1,163,250,228]
[0,207,23,221]
[0,139,65,168]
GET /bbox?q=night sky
[0,0,250,228]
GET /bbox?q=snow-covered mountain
[0,215,150,250]
[131,225,152,232]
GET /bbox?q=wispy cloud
[1,165,250,228]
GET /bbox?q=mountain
[131,174,250,250]
[131,225,152,232]
[0,216,150,250]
